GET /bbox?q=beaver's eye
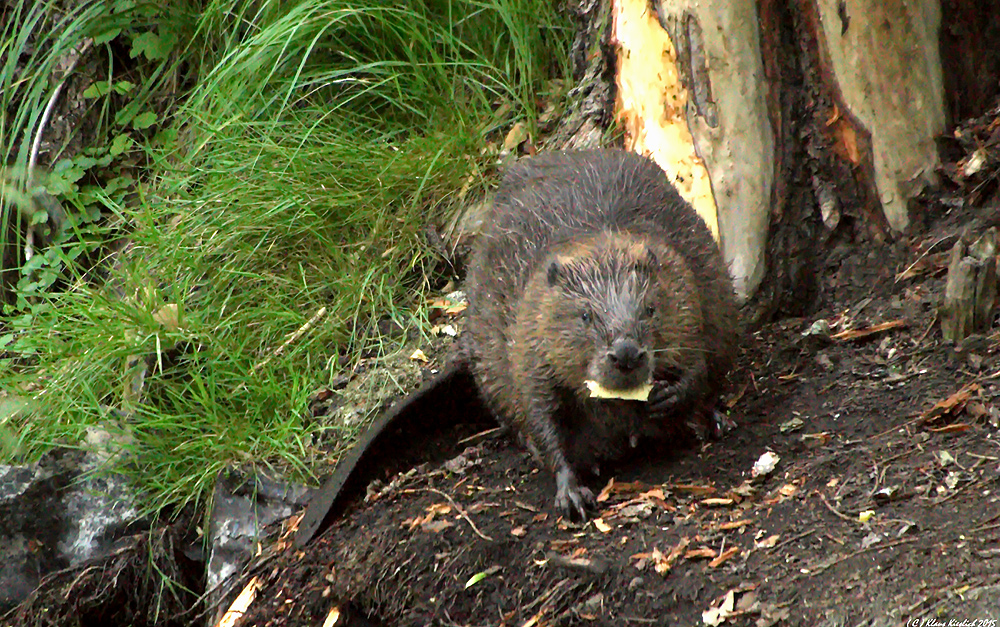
[581,310,591,324]
[644,305,656,317]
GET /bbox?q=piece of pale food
[584,380,653,401]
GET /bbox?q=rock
[206,465,313,622]
[0,445,144,612]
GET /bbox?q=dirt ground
[231,188,1000,626]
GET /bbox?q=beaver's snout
[608,339,647,374]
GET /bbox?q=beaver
[464,149,738,519]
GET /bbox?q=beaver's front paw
[554,466,595,521]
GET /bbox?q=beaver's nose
[608,339,647,373]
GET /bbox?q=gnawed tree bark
[549,0,1000,319]
[613,0,774,302]
[613,0,949,309]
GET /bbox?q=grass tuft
[1,0,571,512]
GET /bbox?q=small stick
[250,306,327,375]
[457,426,504,445]
[423,487,493,541]
[818,492,856,523]
[831,319,908,342]
[894,235,957,283]
[25,39,93,262]
[765,528,816,552]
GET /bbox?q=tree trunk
[557,0,1000,319]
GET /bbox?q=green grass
[0,0,571,513]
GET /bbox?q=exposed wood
[810,0,945,232]
[613,0,774,300]
[940,229,999,342]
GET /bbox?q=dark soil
[233,205,1000,626]
[12,104,1000,627]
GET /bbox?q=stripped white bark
[613,0,773,300]
[813,0,945,231]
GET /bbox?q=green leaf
[153,127,178,146]
[92,27,122,45]
[45,161,86,195]
[130,30,176,61]
[109,134,133,157]
[28,210,48,226]
[132,111,158,130]
[464,571,490,589]
[104,176,134,195]
[68,155,99,170]
[83,81,111,98]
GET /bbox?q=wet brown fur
[464,150,738,515]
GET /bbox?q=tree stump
[941,228,999,342]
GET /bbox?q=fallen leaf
[593,518,612,533]
[673,483,716,496]
[511,526,527,537]
[778,484,798,497]
[801,432,832,447]
[778,418,803,433]
[549,539,579,552]
[919,383,980,424]
[503,122,529,151]
[409,349,429,363]
[632,537,689,576]
[152,303,181,331]
[403,503,452,530]
[421,519,452,533]
[703,589,736,626]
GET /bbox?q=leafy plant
[0,0,572,513]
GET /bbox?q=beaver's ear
[547,259,562,286]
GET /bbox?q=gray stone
[0,446,144,612]
[206,466,313,620]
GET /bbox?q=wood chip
[592,518,612,533]
[919,382,980,424]
[708,547,740,568]
[701,498,735,507]
[830,319,908,341]
[685,547,717,560]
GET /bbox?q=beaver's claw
[554,466,595,521]
[648,381,683,414]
